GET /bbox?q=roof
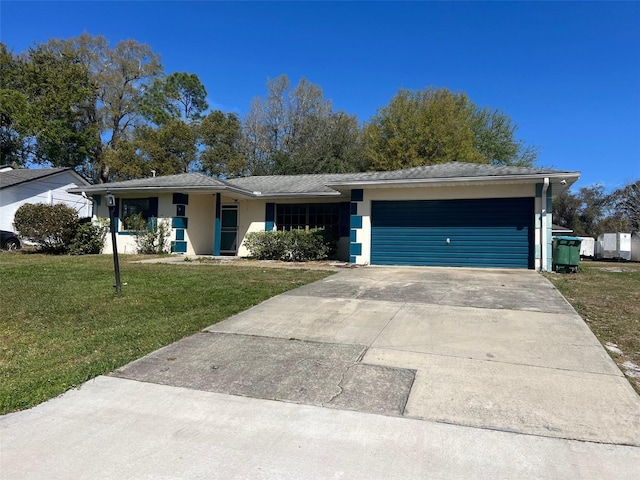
[68,173,252,197]
[325,162,579,186]
[225,173,351,196]
[552,223,574,233]
[67,162,581,198]
[0,167,90,190]
[82,173,228,190]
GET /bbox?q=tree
[43,33,163,182]
[611,180,640,233]
[552,190,581,233]
[243,74,365,175]
[140,72,209,126]
[364,87,538,171]
[0,43,29,166]
[553,184,622,237]
[472,107,538,167]
[106,119,198,180]
[0,42,99,168]
[199,110,246,178]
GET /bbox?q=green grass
[545,261,640,393]
[0,253,333,414]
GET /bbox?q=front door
[220,205,238,255]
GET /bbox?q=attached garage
[73,162,580,271]
[370,198,534,269]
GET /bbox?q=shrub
[244,228,336,262]
[14,203,79,253]
[69,220,108,255]
[131,215,170,254]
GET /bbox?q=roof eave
[1,168,90,190]
[250,191,346,200]
[325,172,581,192]
[68,185,255,199]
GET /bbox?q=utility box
[596,233,631,261]
[631,234,640,262]
[553,236,582,273]
[577,237,595,258]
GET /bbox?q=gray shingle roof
[326,162,578,183]
[225,173,351,195]
[70,173,231,193]
[227,162,579,194]
[66,162,580,197]
[0,167,81,190]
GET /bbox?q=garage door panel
[371,198,533,269]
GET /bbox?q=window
[276,203,340,238]
[121,198,156,231]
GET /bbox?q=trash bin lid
[555,236,582,242]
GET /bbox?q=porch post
[214,193,221,256]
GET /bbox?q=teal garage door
[371,198,534,268]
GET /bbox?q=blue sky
[1,1,639,191]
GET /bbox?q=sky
[1,1,639,191]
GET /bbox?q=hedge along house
[69,162,580,271]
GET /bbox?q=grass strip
[0,254,333,414]
[546,261,640,393]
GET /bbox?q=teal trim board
[351,189,363,202]
[350,215,363,229]
[339,202,350,237]
[214,193,221,256]
[175,229,185,241]
[172,217,188,229]
[350,243,362,256]
[173,193,189,205]
[265,203,275,231]
[349,255,357,264]
[171,241,187,253]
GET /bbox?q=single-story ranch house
[69,162,580,271]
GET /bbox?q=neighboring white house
[69,162,580,271]
[0,166,92,232]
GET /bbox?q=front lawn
[546,261,640,393]
[0,253,333,414]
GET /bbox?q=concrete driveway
[2,266,639,479]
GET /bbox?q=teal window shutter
[265,203,275,231]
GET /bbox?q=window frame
[275,203,341,238]
[120,198,153,232]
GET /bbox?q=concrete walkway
[2,267,639,479]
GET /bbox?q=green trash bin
[552,236,582,273]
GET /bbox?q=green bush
[14,204,108,255]
[69,221,108,255]
[131,216,170,254]
[244,230,287,260]
[14,203,79,253]
[244,228,336,262]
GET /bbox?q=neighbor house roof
[0,167,90,190]
[552,223,574,234]
[67,162,581,198]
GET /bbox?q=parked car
[1,230,21,250]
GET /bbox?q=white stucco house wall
[69,162,580,271]
[0,166,92,232]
